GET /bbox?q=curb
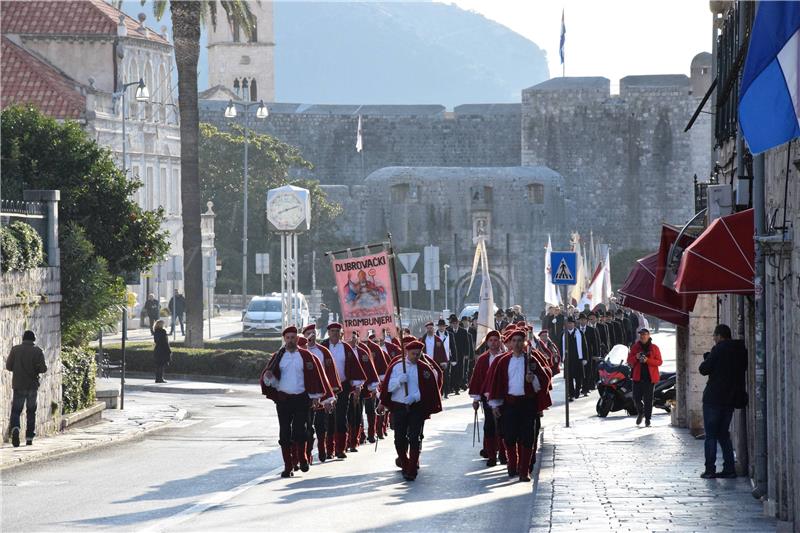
[124,383,235,395]
[0,406,187,471]
[529,428,554,533]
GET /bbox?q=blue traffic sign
[551,251,577,285]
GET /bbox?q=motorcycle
[595,346,637,418]
[653,371,676,413]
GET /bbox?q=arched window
[158,63,167,122]
[241,78,249,101]
[144,61,154,120]
[127,60,139,118]
[233,78,240,98]
[249,78,258,101]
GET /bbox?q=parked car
[241,293,310,337]
[458,303,500,320]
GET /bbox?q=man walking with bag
[6,330,47,447]
[699,324,748,479]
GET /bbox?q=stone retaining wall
[0,267,62,439]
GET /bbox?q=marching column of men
[261,319,559,483]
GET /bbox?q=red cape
[259,347,333,403]
[379,357,442,419]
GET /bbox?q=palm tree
[149,1,255,347]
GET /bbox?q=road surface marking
[211,420,250,429]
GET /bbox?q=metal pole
[563,285,570,428]
[430,289,434,315]
[444,265,449,310]
[121,91,127,173]
[208,284,212,339]
[121,307,127,410]
[261,273,264,295]
[280,234,286,328]
[242,108,250,312]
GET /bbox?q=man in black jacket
[448,314,474,393]
[699,324,748,479]
[6,330,48,447]
[168,290,186,336]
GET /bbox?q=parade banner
[332,251,397,339]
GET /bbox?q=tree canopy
[199,123,342,294]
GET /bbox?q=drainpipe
[752,152,767,499]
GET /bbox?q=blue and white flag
[739,1,800,154]
[559,9,566,65]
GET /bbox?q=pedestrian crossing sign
[551,251,577,285]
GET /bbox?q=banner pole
[387,233,408,395]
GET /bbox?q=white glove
[582,360,588,366]
[397,373,408,384]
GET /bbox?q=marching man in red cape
[379,339,442,481]
[320,322,367,459]
[486,328,551,482]
[260,326,333,478]
[302,324,341,463]
[468,330,506,467]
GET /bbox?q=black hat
[505,308,514,314]
[437,319,446,326]
[472,312,479,319]
[495,309,503,316]
[448,314,459,322]
[578,313,587,320]
[566,317,576,324]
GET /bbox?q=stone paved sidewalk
[530,404,777,532]
[0,395,185,470]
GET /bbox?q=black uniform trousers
[481,398,500,439]
[276,393,311,446]
[334,385,351,434]
[567,357,585,399]
[632,381,655,422]
[392,402,425,451]
[313,409,328,439]
[501,396,537,448]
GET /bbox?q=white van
[242,293,310,336]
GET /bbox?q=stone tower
[206,0,274,102]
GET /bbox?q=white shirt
[262,350,321,399]
[388,359,421,405]
[488,353,540,408]
[424,334,436,357]
[307,344,325,366]
[436,330,451,360]
[470,350,503,401]
[328,341,364,387]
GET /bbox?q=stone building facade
[1,0,184,311]
[206,0,275,102]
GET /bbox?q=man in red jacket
[260,326,332,478]
[303,324,340,462]
[486,329,550,482]
[468,330,505,467]
[380,339,442,481]
[626,328,663,427]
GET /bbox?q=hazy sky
[441,0,713,91]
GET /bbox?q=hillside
[274,1,549,106]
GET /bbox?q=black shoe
[636,414,643,426]
[486,458,497,467]
[336,451,347,459]
[11,427,20,448]
[25,438,33,446]
[717,470,737,479]
[479,449,488,458]
[280,470,294,478]
[645,419,651,427]
[368,436,376,444]
[300,462,309,473]
[293,465,299,472]
[319,454,327,463]
[700,470,716,479]
[348,447,358,453]
[499,455,508,465]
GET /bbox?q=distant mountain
[274,1,549,107]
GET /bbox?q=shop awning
[653,224,699,312]
[618,253,692,327]
[675,209,755,294]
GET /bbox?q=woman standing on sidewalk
[153,320,171,383]
[627,328,662,427]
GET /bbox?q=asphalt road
[1,331,677,532]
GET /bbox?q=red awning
[618,254,692,327]
[653,224,698,311]
[675,209,755,294]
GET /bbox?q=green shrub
[0,225,21,272]
[104,343,271,379]
[61,346,97,414]
[9,221,44,269]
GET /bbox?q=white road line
[139,465,283,533]
[210,420,250,429]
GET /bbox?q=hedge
[62,346,96,414]
[0,221,44,272]
[105,343,272,379]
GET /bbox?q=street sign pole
[551,250,577,428]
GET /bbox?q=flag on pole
[355,115,363,153]
[569,232,584,306]
[585,262,605,311]
[601,246,612,302]
[476,238,495,349]
[544,235,561,307]
[738,1,800,154]
[559,9,566,66]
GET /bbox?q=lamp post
[443,263,450,311]
[224,99,269,311]
[114,78,149,173]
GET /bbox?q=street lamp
[443,263,450,311]
[223,99,269,310]
[114,78,149,173]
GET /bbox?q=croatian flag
[739,1,800,154]
[559,9,566,65]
